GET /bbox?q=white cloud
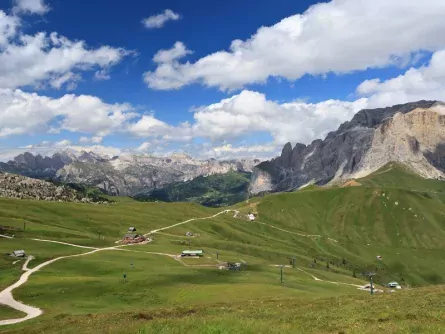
[0,88,137,137]
[190,90,368,145]
[357,49,445,108]
[0,10,129,90]
[136,142,151,152]
[129,115,193,141]
[79,136,103,144]
[144,0,445,91]
[94,70,111,81]
[0,11,19,46]
[153,42,192,64]
[50,72,81,90]
[13,0,49,15]
[142,9,180,29]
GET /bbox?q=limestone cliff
[250,100,445,194]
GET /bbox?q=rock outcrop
[0,172,104,203]
[250,100,445,194]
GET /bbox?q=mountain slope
[133,171,251,207]
[0,152,259,197]
[250,100,445,194]
[1,164,445,333]
[0,172,108,203]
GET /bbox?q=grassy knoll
[1,164,445,332]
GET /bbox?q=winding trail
[30,239,98,250]
[0,247,116,326]
[145,210,233,235]
[0,209,343,326]
[31,239,99,249]
[0,234,14,239]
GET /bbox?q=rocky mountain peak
[250,100,445,194]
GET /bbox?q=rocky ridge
[250,100,445,194]
[0,151,259,196]
[0,172,106,203]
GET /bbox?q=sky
[1,0,445,161]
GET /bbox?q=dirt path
[30,238,98,250]
[0,234,14,239]
[296,268,362,288]
[21,256,34,271]
[256,221,324,239]
[0,209,342,326]
[0,247,115,326]
[145,210,234,236]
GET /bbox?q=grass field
[1,164,445,333]
[0,307,24,322]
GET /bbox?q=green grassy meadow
[1,164,445,333]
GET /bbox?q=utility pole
[280,265,284,284]
[216,252,219,260]
[292,257,296,268]
[23,222,26,231]
[98,229,101,240]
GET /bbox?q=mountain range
[0,151,258,197]
[250,100,445,194]
[2,100,445,201]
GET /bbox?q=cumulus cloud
[144,0,445,91]
[142,9,180,29]
[0,89,137,137]
[0,10,129,90]
[189,90,369,145]
[0,11,19,46]
[153,42,192,64]
[357,49,445,108]
[13,0,49,15]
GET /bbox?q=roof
[128,227,136,230]
[388,281,400,285]
[13,250,25,255]
[181,250,203,254]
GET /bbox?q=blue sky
[1,0,445,160]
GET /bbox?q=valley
[1,164,445,333]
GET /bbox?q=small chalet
[247,214,255,221]
[12,250,25,257]
[181,250,203,257]
[128,227,137,232]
